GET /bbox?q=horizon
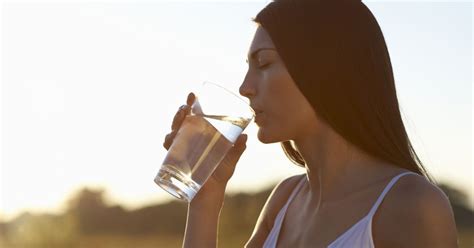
[1,1,472,222]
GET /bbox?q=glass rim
[201,81,256,117]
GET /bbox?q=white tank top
[263,171,419,248]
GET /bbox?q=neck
[292,122,385,209]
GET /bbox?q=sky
[1,0,472,222]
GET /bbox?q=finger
[235,133,248,147]
[187,92,195,106]
[171,105,189,131]
[209,134,248,183]
[163,131,177,150]
[225,134,248,165]
[234,134,247,147]
[170,93,194,131]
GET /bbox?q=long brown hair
[254,0,436,183]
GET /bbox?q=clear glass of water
[154,82,255,202]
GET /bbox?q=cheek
[257,63,316,142]
[265,89,316,141]
[257,102,300,143]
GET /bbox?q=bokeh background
[1,0,472,247]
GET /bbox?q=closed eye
[258,63,271,69]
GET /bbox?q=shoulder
[265,174,306,222]
[245,173,305,248]
[373,171,458,248]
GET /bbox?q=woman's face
[240,26,319,144]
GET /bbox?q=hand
[163,92,248,205]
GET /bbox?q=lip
[251,105,262,114]
[250,105,263,123]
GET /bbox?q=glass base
[154,165,200,202]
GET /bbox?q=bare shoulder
[373,172,459,248]
[262,173,306,224]
[245,173,305,248]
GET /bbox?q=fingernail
[179,105,187,112]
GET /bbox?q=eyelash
[258,63,270,69]
[246,59,271,70]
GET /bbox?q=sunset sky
[1,0,472,222]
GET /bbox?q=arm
[245,174,305,248]
[167,93,248,248]
[375,176,459,248]
[404,184,459,247]
[181,134,248,248]
[183,189,226,248]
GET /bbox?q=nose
[239,73,256,99]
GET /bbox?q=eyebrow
[246,48,276,63]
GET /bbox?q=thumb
[227,134,248,160]
[211,134,248,184]
[234,134,248,151]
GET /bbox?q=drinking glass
[154,82,255,202]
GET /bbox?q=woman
[163,0,458,247]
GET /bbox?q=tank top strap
[287,175,307,205]
[367,171,419,218]
[272,175,307,227]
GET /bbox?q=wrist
[189,186,226,211]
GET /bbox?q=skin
[239,26,458,248]
[240,26,404,212]
[165,26,458,248]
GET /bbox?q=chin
[257,127,284,144]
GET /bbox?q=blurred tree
[438,183,470,208]
[65,187,188,235]
[4,212,79,247]
[66,188,109,234]
[1,182,471,247]
[437,183,474,229]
